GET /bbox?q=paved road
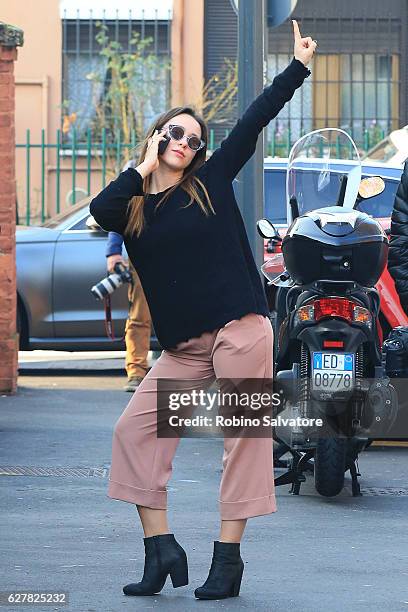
[1,368,408,611]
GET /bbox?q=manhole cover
[359,487,408,496]
[0,466,110,478]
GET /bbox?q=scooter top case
[282,206,388,288]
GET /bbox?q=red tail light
[314,298,355,322]
[296,297,372,327]
[323,340,344,348]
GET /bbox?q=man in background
[104,158,152,392]
[106,231,152,392]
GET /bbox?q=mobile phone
[158,134,171,155]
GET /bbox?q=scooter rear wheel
[314,437,347,497]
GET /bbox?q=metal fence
[15,9,174,227]
[265,14,401,152]
[16,126,387,226]
[205,0,404,149]
[15,4,402,226]
[15,128,231,226]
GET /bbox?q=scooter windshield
[286,128,362,224]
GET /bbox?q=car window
[264,167,351,223]
[364,138,397,163]
[42,198,91,228]
[67,216,92,231]
[264,168,398,222]
[264,169,286,224]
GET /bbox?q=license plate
[312,352,354,391]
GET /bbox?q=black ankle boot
[123,533,188,596]
[194,540,244,600]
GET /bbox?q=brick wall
[0,24,23,395]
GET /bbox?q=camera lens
[91,273,123,300]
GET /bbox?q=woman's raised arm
[207,20,317,181]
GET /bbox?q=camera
[91,262,133,300]
[383,326,408,377]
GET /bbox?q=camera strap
[103,272,134,342]
[103,294,126,342]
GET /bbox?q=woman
[90,20,316,600]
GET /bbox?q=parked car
[16,198,162,351]
[262,158,408,340]
[362,125,408,167]
[16,159,407,351]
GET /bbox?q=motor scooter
[257,128,399,497]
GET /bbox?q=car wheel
[17,301,28,350]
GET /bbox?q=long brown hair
[124,106,215,238]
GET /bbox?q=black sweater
[388,160,408,314]
[89,58,311,350]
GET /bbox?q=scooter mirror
[257,218,281,240]
[358,176,385,199]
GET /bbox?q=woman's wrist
[135,161,154,179]
[292,56,311,75]
[294,55,310,68]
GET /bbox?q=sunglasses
[165,124,206,152]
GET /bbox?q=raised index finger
[292,19,301,40]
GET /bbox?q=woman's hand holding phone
[136,129,169,178]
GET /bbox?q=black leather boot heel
[123,533,188,596]
[168,555,189,587]
[194,540,245,600]
[229,562,244,596]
